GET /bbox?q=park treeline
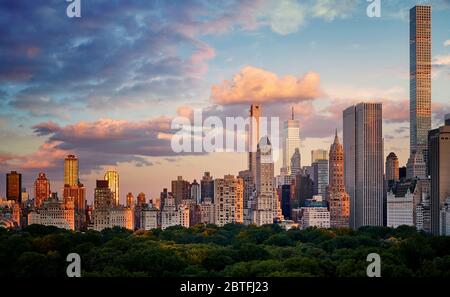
[1,224,449,277]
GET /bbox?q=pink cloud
[211,66,323,105]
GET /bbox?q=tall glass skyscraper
[343,103,384,229]
[410,5,431,157]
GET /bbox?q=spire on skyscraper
[334,129,339,144]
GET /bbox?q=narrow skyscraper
[283,107,301,174]
[34,172,51,208]
[327,130,350,228]
[248,104,261,182]
[64,154,79,186]
[104,170,120,206]
[6,171,22,203]
[253,136,276,225]
[410,5,431,163]
[343,103,384,228]
[385,152,399,182]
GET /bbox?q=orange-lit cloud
[211,66,323,105]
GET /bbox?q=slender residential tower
[249,104,261,182]
[410,5,431,164]
[343,103,384,229]
[283,107,301,174]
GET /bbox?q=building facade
[327,131,350,228]
[428,123,450,235]
[344,103,384,228]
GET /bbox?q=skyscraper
[283,107,301,174]
[249,104,261,182]
[290,148,301,176]
[327,130,350,228]
[6,171,22,203]
[64,154,79,186]
[344,103,384,228]
[190,179,201,204]
[200,172,214,202]
[34,172,51,208]
[214,175,244,226]
[254,136,275,225]
[428,120,450,235]
[171,176,190,206]
[94,180,114,209]
[311,149,328,163]
[385,152,400,182]
[410,5,431,160]
[104,170,120,206]
[312,159,329,197]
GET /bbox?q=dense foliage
[1,224,449,277]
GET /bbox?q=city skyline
[1,0,450,201]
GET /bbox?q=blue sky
[0,0,449,201]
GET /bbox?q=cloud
[311,0,358,22]
[433,54,450,66]
[0,0,262,117]
[268,0,306,35]
[444,40,450,47]
[211,66,322,105]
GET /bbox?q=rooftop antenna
[291,106,294,120]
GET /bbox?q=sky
[0,0,449,203]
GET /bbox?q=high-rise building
[137,192,146,207]
[200,172,214,203]
[199,197,215,224]
[249,104,261,182]
[343,103,384,228]
[214,175,243,226]
[416,195,431,233]
[428,121,450,235]
[238,170,254,208]
[64,154,79,186]
[126,192,134,208]
[6,171,22,203]
[327,131,350,228]
[171,176,190,206]
[283,107,301,174]
[94,180,114,209]
[280,184,291,220]
[290,148,301,176]
[28,196,75,230]
[312,159,328,197]
[104,170,119,206]
[387,190,414,228]
[410,5,431,166]
[190,179,201,204]
[385,152,400,182]
[296,173,314,207]
[440,198,450,236]
[406,150,427,179]
[63,183,86,230]
[311,149,328,163]
[34,172,51,208]
[253,136,276,225]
